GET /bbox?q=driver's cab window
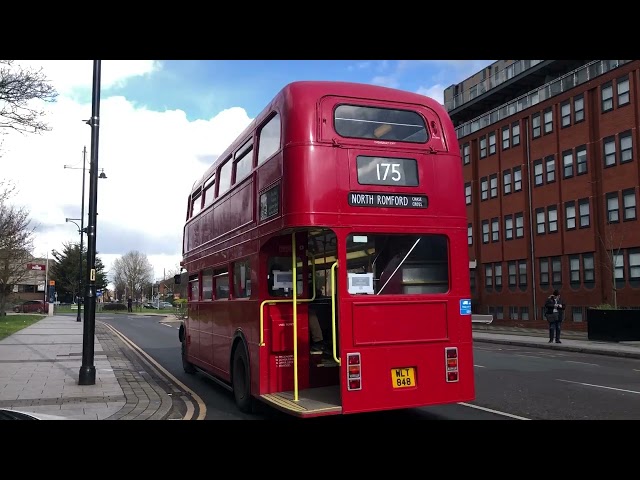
[267,256,303,297]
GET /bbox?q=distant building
[444,60,639,330]
[7,257,54,304]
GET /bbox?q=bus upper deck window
[334,105,428,143]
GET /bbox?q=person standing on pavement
[127,297,133,313]
[544,289,564,343]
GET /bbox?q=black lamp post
[79,60,102,386]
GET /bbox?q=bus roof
[191,80,447,194]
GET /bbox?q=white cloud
[1,61,252,287]
[416,84,445,105]
[15,60,161,94]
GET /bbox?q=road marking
[634,369,640,372]
[557,379,640,395]
[101,322,207,419]
[514,354,545,359]
[161,323,174,328]
[473,364,486,368]
[458,402,530,420]
[565,360,600,366]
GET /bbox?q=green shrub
[592,304,615,310]
[103,303,127,311]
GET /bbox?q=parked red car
[13,300,48,313]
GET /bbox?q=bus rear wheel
[181,339,196,374]
[232,345,253,413]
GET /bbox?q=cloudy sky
[0,59,494,288]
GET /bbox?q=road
[94,313,640,420]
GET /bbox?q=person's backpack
[544,296,555,315]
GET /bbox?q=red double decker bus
[177,80,474,417]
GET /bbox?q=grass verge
[0,315,46,340]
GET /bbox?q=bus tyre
[181,339,196,374]
[232,345,253,413]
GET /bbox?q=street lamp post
[65,218,84,322]
[79,60,102,386]
[64,147,106,323]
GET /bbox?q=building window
[551,256,562,285]
[574,94,585,123]
[463,143,470,165]
[489,132,496,155]
[484,264,493,288]
[572,307,583,323]
[470,269,476,293]
[606,192,619,223]
[540,258,549,285]
[465,182,472,205]
[480,136,487,158]
[495,264,502,288]
[490,174,498,198]
[515,213,524,238]
[536,208,546,235]
[548,206,558,233]
[512,121,520,146]
[509,306,519,320]
[576,145,588,175]
[579,198,590,228]
[629,249,640,281]
[508,261,517,286]
[563,150,574,179]
[502,126,510,150]
[623,188,637,221]
[505,215,514,240]
[545,156,555,183]
[601,82,614,112]
[513,167,522,191]
[503,169,512,195]
[565,201,576,230]
[534,160,543,186]
[603,136,616,167]
[614,254,625,282]
[482,220,489,244]
[481,177,488,201]
[543,107,553,134]
[583,253,595,283]
[561,100,571,128]
[617,75,630,106]
[491,217,499,242]
[467,223,473,245]
[520,307,529,320]
[532,113,541,138]
[569,255,580,284]
[495,306,504,319]
[620,130,633,164]
[518,260,527,287]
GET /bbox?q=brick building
[444,60,640,330]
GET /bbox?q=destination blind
[348,192,428,209]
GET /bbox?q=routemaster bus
[176,80,474,417]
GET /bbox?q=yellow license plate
[391,367,416,389]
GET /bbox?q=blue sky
[4,59,495,285]
[67,60,496,120]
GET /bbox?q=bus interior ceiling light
[374,124,392,138]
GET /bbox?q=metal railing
[445,60,544,112]
[455,60,632,139]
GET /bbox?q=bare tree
[0,181,36,315]
[599,227,624,309]
[0,60,58,137]
[111,251,154,303]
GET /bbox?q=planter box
[587,308,640,342]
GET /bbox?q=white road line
[161,323,174,328]
[514,354,545,359]
[557,379,640,395]
[565,360,600,366]
[634,369,640,372]
[474,364,486,368]
[458,402,530,420]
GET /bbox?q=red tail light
[347,353,362,391]
[445,347,459,383]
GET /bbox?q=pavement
[1,314,639,420]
